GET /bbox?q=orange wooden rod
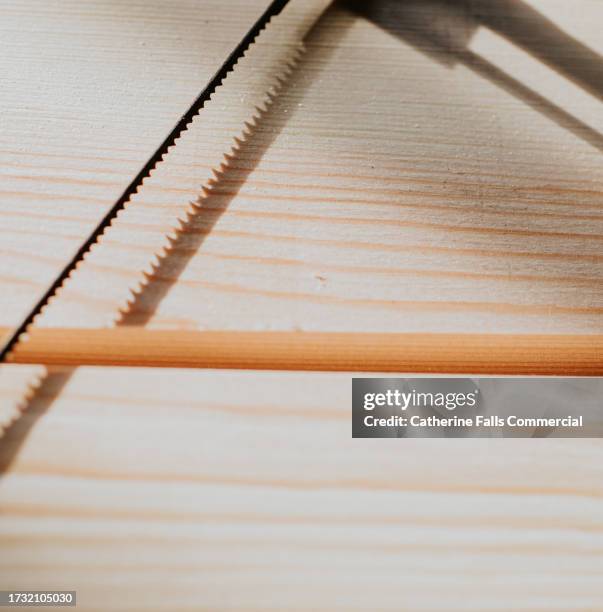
[3,327,602,374]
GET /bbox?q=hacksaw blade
[1,0,332,436]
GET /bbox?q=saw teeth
[5,0,323,432]
[111,48,306,326]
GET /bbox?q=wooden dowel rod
[2,327,602,374]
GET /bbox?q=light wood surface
[1,367,603,611]
[1,1,603,609]
[5,327,603,375]
[27,0,603,338]
[0,0,273,334]
[0,0,333,431]
[1,0,286,435]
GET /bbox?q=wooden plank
[0,0,332,433]
[27,0,603,338]
[0,367,602,610]
[1,3,602,607]
[4,327,603,375]
[0,0,274,333]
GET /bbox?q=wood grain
[0,0,314,436]
[27,0,603,338]
[1,2,603,609]
[1,368,602,610]
[0,0,273,334]
[5,327,603,375]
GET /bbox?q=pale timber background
[0,0,602,609]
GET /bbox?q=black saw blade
[0,0,290,363]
